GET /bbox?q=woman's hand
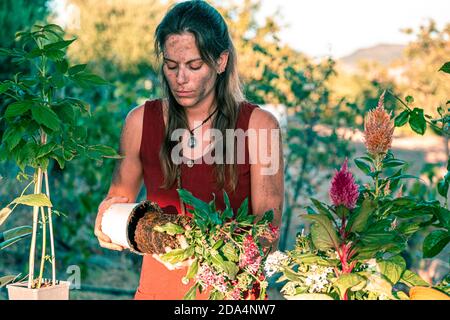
[94,196,129,251]
[152,233,194,270]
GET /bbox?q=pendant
[187,159,194,168]
[187,135,196,148]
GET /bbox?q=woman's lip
[175,91,194,96]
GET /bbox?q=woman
[94,0,284,300]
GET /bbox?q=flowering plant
[152,189,279,300]
[267,92,449,300]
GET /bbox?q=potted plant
[0,23,120,299]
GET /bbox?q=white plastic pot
[101,200,161,254]
[7,280,70,300]
[101,203,139,250]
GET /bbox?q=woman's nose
[176,67,188,85]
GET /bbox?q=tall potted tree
[0,23,121,299]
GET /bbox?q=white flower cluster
[304,265,334,293]
[264,251,290,277]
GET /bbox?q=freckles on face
[163,33,217,106]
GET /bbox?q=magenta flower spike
[329,159,360,209]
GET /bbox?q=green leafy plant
[152,189,279,300]
[0,23,121,290]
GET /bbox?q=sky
[258,0,450,58]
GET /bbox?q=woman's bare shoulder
[248,107,280,130]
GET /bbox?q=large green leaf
[423,230,450,258]
[185,259,199,280]
[221,242,239,262]
[43,39,75,51]
[183,283,198,300]
[31,105,61,131]
[354,158,372,175]
[399,270,430,287]
[394,110,409,127]
[12,193,52,207]
[303,214,340,250]
[376,255,406,285]
[333,273,366,299]
[0,226,32,250]
[160,248,188,264]
[408,108,426,135]
[4,100,34,118]
[347,198,374,233]
[236,197,249,222]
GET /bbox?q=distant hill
[338,43,406,70]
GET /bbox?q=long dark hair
[155,0,244,191]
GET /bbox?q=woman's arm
[248,108,284,252]
[94,105,145,250]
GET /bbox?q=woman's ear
[216,51,229,74]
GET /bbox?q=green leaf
[310,198,335,222]
[68,64,87,76]
[31,105,61,131]
[354,158,372,174]
[212,239,224,250]
[399,270,430,287]
[4,100,34,118]
[72,72,109,86]
[377,255,406,285]
[405,96,414,104]
[55,59,69,74]
[153,222,185,236]
[222,261,239,279]
[36,142,57,159]
[45,49,65,61]
[303,214,340,250]
[160,248,188,264]
[2,125,25,151]
[87,144,121,159]
[409,108,426,135]
[439,62,450,74]
[0,226,32,250]
[334,273,366,299]
[347,198,374,233]
[0,207,13,227]
[423,230,450,258]
[222,242,239,262]
[394,110,409,127]
[260,209,274,223]
[12,193,52,207]
[183,283,198,300]
[437,179,449,198]
[236,198,249,222]
[382,159,407,169]
[44,39,75,51]
[0,82,12,94]
[185,259,199,280]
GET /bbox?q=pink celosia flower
[363,92,395,156]
[239,235,262,274]
[229,287,242,300]
[329,158,360,209]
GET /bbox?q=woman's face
[162,32,224,108]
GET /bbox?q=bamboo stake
[37,205,47,288]
[44,170,56,285]
[28,167,43,289]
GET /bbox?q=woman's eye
[190,63,203,70]
[165,62,177,70]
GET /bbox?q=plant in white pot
[0,23,121,299]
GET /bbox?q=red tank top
[134,99,258,300]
